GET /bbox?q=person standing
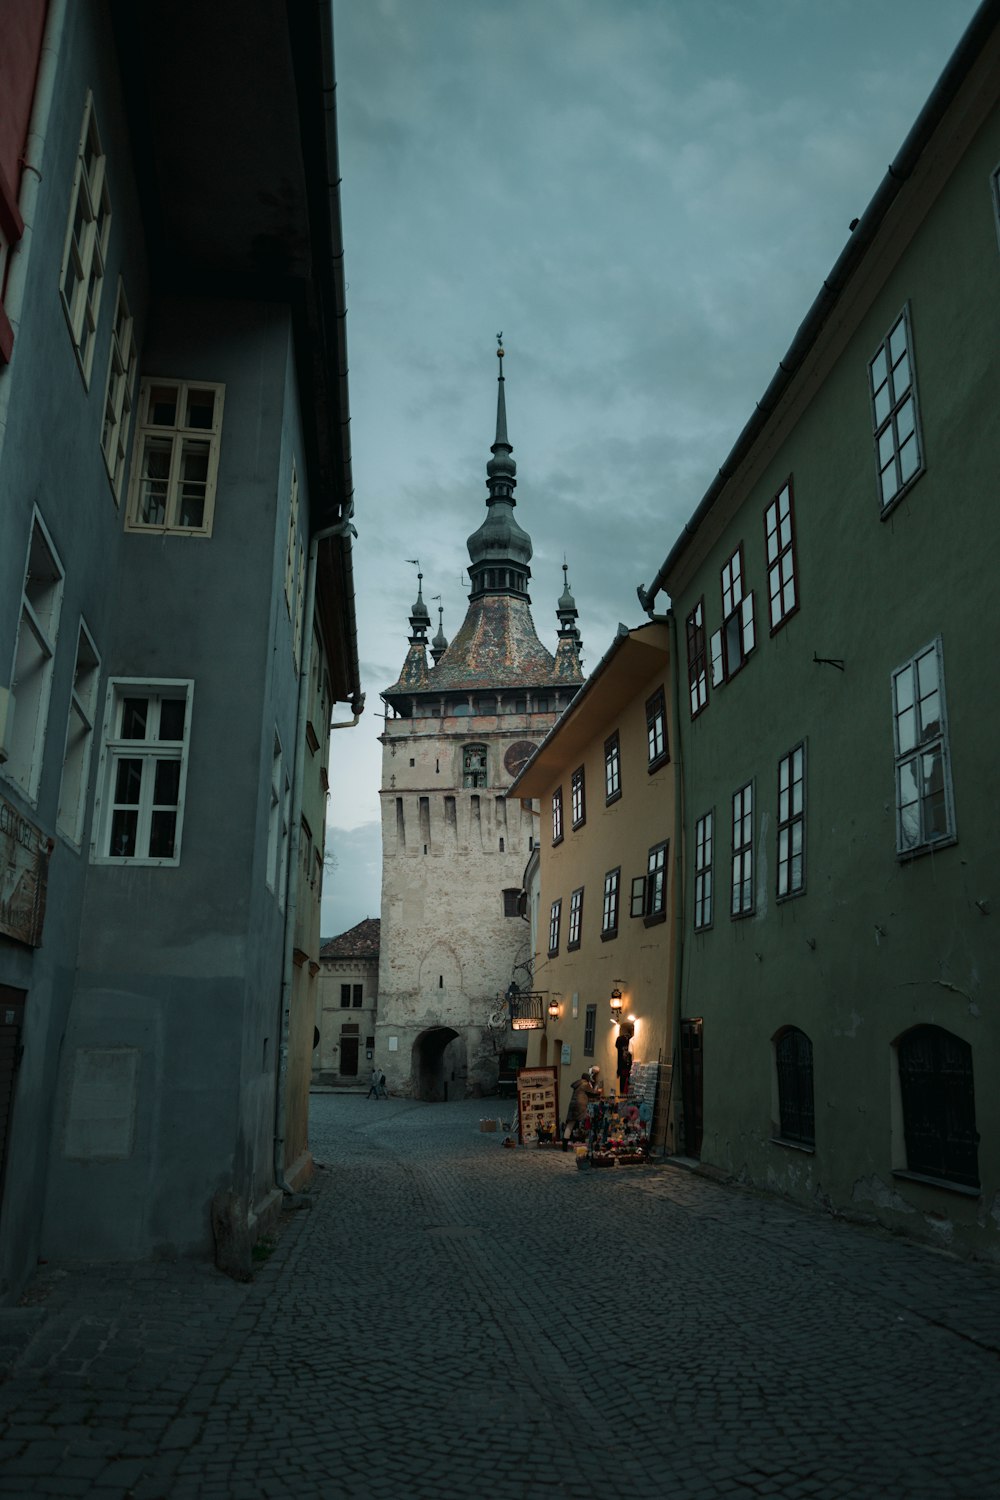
[562,1069,602,1149]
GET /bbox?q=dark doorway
[680,1016,703,1157]
[340,1035,359,1076]
[413,1027,466,1101]
[0,986,26,1216]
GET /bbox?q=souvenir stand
[570,1061,659,1168]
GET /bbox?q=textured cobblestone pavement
[2,1094,1000,1498]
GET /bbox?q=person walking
[366,1066,380,1099]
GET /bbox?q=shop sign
[516,1065,558,1144]
[0,793,51,948]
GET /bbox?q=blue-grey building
[0,0,362,1301]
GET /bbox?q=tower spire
[466,337,532,603]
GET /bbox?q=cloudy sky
[320,0,981,937]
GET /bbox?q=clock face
[504,740,538,777]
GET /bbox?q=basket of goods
[616,1151,646,1166]
[574,1146,590,1170]
[590,1152,616,1168]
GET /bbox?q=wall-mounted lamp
[547,996,561,1020]
[610,985,623,1019]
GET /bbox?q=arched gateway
[412,1027,466,1102]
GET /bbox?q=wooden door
[680,1017,703,1157]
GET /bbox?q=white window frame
[869,303,924,514]
[571,765,585,828]
[891,638,956,858]
[601,867,620,938]
[266,730,283,893]
[604,731,621,802]
[711,545,755,685]
[568,887,583,950]
[284,460,299,614]
[765,479,798,633]
[4,510,65,803]
[57,619,101,847]
[59,92,112,385]
[548,897,561,956]
[731,780,754,919]
[777,743,806,899]
[551,785,563,843]
[694,810,713,931]
[125,378,226,536]
[91,679,194,866]
[100,279,137,502]
[278,772,291,911]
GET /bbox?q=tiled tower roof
[320,917,381,960]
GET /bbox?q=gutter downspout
[272,517,360,1193]
[0,0,69,464]
[666,608,686,1159]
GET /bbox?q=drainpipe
[666,609,686,1157]
[0,0,69,463]
[272,516,360,1193]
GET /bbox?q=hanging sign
[516,1065,558,1144]
[0,794,51,948]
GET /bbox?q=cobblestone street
[2,1093,999,1499]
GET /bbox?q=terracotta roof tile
[320,917,381,959]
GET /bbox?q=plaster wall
[522,631,677,1137]
[315,957,378,1081]
[0,12,150,1298]
[666,96,1000,1257]
[42,298,308,1259]
[376,712,545,1096]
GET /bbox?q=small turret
[431,605,449,665]
[554,563,584,679]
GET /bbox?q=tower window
[463,743,487,787]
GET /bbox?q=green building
[638,0,1000,1259]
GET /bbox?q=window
[583,1004,597,1057]
[686,600,708,717]
[284,461,299,614]
[646,687,668,771]
[100,281,137,501]
[604,731,621,803]
[5,513,65,801]
[463,744,487,788]
[631,841,668,925]
[571,766,586,828]
[601,868,620,940]
[731,781,753,918]
[551,785,563,844]
[266,732,283,893]
[711,545,755,684]
[59,93,111,383]
[694,811,713,931]
[993,161,1000,252]
[777,743,806,899]
[502,888,521,918]
[126,380,225,535]
[775,1028,815,1148]
[548,898,561,957]
[340,984,352,1008]
[897,1026,979,1189]
[57,621,101,846]
[278,772,290,911]
[892,639,955,857]
[869,305,924,511]
[352,984,363,1008]
[93,682,192,864]
[568,887,583,950]
[764,480,798,632]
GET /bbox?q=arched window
[462,744,487,788]
[774,1027,814,1147]
[898,1025,979,1187]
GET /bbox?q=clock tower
[375,343,584,1098]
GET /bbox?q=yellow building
[510,621,679,1152]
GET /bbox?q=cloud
[321,820,383,940]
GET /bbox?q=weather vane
[496,330,504,359]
